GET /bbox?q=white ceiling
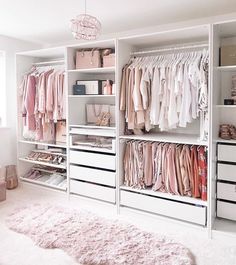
[1,0,236,45]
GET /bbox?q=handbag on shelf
[56,121,67,143]
[76,49,101,69]
[86,104,111,125]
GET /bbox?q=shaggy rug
[6,204,194,265]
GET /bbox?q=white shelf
[217,65,236,71]
[70,124,116,130]
[33,59,65,66]
[18,158,66,169]
[215,138,236,144]
[67,67,115,74]
[18,139,67,148]
[20,177,67,191]
[119,133,208,146]
[120,186,208,207]
[214,105,236,108]
[69,94,115,98]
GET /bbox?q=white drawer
[120,190,206,226]
[70,180,116,203]
[218,163,236,182]
[218,144,236,163]
[70,150,116,170]
[217,200,236,221]
[217,182,236,201]
[70,165,116,187]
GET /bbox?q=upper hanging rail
[32,58,65,66]
[130,43,209,56]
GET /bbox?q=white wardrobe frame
[15,19,236,239]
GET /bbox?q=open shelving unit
[15,19,236,239]
[16,46,68,193]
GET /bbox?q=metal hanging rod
[130,43,209,56]
[32,58,65,66]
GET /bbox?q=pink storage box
[103,53,115,67]
[0,181,6,202]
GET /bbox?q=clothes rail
[32,58,65,66]
[130,43,209,56]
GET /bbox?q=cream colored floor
[0,184,236,265]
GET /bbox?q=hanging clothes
[19,66,66,142]
[123,140,207,201]
[120,50,209,139]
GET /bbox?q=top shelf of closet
[119,133,208,146]
[67,67,115,74]
[216,65,236,72]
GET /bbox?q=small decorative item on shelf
[5,165,18,190]
[103,80,113,95]
[73,84,86,95]
[77,80,103,95]
[76,49,101,69]
[224,99,234,105]
[219,124,236,140]
[220,45,236,66]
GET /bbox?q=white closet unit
[16,47,68,192]
[117,25,210,227]
[16,18,236,237]
[211,20,236,237]
[66,40,117,203]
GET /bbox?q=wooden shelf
[20,177,67,191]
[217,65,236,71]
[69,94,115,98]
[119,133,208,146]
[67,67,115,74]
[18,158,66,169]
[18,140,67,148]
[70,124,116,130]
[120,186,208,207]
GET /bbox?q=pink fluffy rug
[6,204,194,265]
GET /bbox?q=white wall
[0,35,41,167]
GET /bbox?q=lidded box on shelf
[103,53,115,67]
[220,45,236,66]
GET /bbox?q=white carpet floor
[0,184,236,265]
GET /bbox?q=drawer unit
[70,165,116,187]
[217,163,236,182]
[217,200,236,221]
[120,190,206,226]
[217,182,236,201]
[70,180,116,203]
[218,144,236,163]
[70,150,116,170]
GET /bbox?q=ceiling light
[70,0,101,40]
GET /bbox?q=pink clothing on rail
[25,75,36,131]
